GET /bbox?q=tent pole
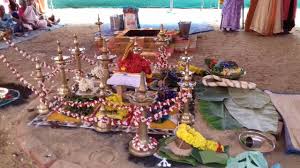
[168,0,174,12]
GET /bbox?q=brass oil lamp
[178,48,195,125]
[54,40,71,97]
[127,72,158,157]
[34,61,49,114]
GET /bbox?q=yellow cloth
[47,112,81,123]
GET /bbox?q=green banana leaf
[199,100,243,130]
[194,83,229,102]
[158,148,198,166]
[228,88,271,109]
[157,137,231,167]
[191,149,228,168]
[224,98,279,132]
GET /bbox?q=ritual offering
[176,124,225,152]
[205,58,245,79]
[117,39,153,82]
[0,88,20,108]
[239,130,276,153]
[0,8,300,168]
[156,124,228,167]
[150,69,180,90]
[178,62,206,76]
[0,87,9,99]
[2,15,288,168]
[14,23,195,142]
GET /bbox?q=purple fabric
[221,0,243,30]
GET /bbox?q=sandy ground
[1,17,300,167]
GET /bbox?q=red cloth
[282,0,297,20]
[118,51,152,79]
[18,6,25,17]
[118,51,152,74]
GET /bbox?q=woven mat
[266,91,300,154]
[0,24,64,50]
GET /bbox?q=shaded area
[49,0,221,9]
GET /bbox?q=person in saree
[220,0,243,31]
[245,0,258,32]
[30,0,60,27]
[282,0,297,33]
[248,0,283,35]
[18,0,47,30]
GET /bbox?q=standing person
[220,0,243,31]
[245,0,258,32]
[282,0,297,33]
[249,0,283,35]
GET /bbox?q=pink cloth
[22,6,47,29]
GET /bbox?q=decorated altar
[0,16,288,168]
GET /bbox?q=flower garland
[29,68,60,81]
[155,45,170,70]
[56,96,134,126]
[3,38,57,70]
[176,124,224,152]
[0,54,54,110]
[131,134,158,152]
[81,54,97,65]
[54,89,189,128]
[130,90,189,127]
[37,80,49,106]
[0,54,38,93]
[43,68,60,80]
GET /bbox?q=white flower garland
[131,134,158,152]
[90,65,105,79]
[3,38,57,70]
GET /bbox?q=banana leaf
[199,100,242,130]
[228,88,271,109]
[158,148,198,166]
[157,137,230,167]
[194,83,229,102]
[191,149,228,168]
[224,98,279,132]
